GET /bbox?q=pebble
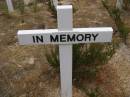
[0,12,3,16]
[28,57,35,65]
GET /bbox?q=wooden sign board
[18,27,113,45]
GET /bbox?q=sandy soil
[0,0,130,97]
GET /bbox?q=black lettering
[36,36,44,43]
[77,34,84,41]
[85,34,91,41]
[60,34,66,42]
[33,36,44,43]
[67,34,76,42]
[50,35,59,42]
[92,33,99,41]
[32,36,35,43]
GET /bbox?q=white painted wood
[50,0,58,9]
[53,0,58,8]
[17,27,113,45]
[57,5,72,97]
[116,0,123,10]
[6,0,14,12]
[17,5,113,97]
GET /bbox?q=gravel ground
[109,43,130,97]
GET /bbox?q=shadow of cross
[17,5,113,97]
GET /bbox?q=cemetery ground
[0,0,130,97]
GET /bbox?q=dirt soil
[0,0,130,97]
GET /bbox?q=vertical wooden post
[53,0,58,8]
[6,0,14,13]
[57,5,73,97]
[116,0,123,10]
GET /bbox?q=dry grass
[0,0,130,97]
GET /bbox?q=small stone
[0,12,3,16]
[28,57,35,65]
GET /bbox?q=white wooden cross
[116,0,123,10]
[50,0,58,9]
[53,0,58,8]
[6,0,14,13]
[17,5,113,97]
